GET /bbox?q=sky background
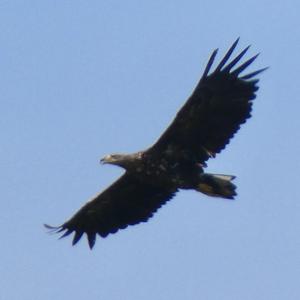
[1,1,300,299]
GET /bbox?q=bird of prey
[46,39,266,249]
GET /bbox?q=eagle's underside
[46,38,265,249]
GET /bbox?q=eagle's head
[100,153,141,169]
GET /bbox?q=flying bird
[46,39,266,249]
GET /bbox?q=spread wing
[45,173,177,249]
[149,39,267,164]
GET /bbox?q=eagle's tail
[196,173,237,199]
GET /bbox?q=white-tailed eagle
[46,39,266,249]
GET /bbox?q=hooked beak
[100,156,108,164]
[100,155,112,165]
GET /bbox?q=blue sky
[1,1,300,299]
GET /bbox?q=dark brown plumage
[46,39,266,249]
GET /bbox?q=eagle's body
[46,39,266,249]
[101,151,203,189]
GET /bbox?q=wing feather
[222,45,251,72]
[231,53,260,76]
[45,173,177,249]
[149,40,266,163]
[202,49,218,78]
[215,37,240,71]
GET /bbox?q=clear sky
[1,1,299,299]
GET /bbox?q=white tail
[197,173,237,199]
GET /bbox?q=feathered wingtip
[44,223,73,241]
[202,38,268,79]
[44,223,96,249]
[44,223,63,233]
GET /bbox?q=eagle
[46,39,266,249]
